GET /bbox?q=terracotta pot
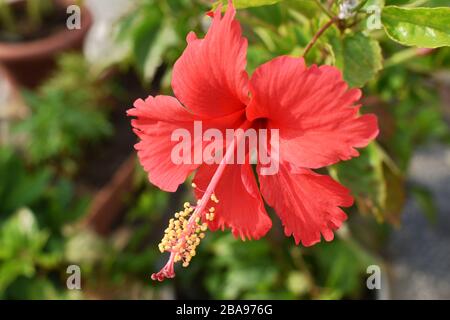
[83,155,136,236]
[0,0,92,88]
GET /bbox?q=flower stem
[303,17,337,58]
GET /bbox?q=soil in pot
[0,0,66,42]
[0,0,92,88]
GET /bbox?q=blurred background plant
[0,0,449,299]
[14,54,112,169]
[0,0,54,41]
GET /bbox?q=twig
[303,17,337,58]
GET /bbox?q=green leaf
[312,238,377,298]
[410,184,438,224]
[143,22,177,81]
[0,208,49,259]
[382,6,450,48]
[330,32,383,87]
[0,147,52,214]
[364,0,385,7]
[382,162,405,225]
[132,8,163,76]
[285,0,319,18]
[329,143,386,220]
[213,0,283,10]
[286,271,310,295]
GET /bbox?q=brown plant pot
[0,0,92,88]
[83,155,136,236]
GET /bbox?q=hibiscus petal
[128,96,246,192]
[247,56,379,168]
[172,2,249,118]
[193,163,272,240]
[258,162,353,246]
[128,96,200,192]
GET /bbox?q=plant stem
[303,17,337,58]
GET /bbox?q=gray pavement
[386,144,450,299]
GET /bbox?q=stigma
[151,189,217,281]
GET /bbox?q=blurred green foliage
[0,147,87,299]
[1,0,449,300]
[14,54,112,167]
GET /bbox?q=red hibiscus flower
[127,2,378,281]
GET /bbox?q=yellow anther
[210,194,219,203]
[191,182,197,188]
[156,198,212,273]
